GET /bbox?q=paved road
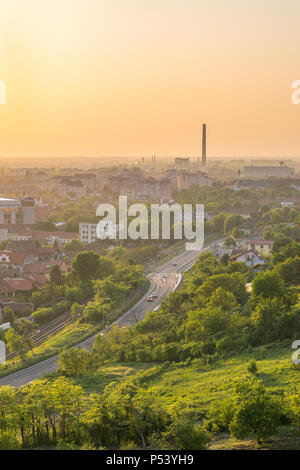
[0,242,221,388]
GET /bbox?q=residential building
[246,239,274,255]
[58,179,86,199]
[79,223,119,244]
[177,171,213,190]
[230,249,265,266]
[281,201,294,207]
[243,164,294,179]
[0,278,34,298]
[79,223,98,244]
[0,251,36,274]
[108,175,172,201]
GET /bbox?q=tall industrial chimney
[201,123,206,169]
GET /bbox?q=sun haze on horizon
[1,0,300,159]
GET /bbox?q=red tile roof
[0,251,26,266]
[248,240,274,245]
[25,274,48,286]
[1,278,33,292]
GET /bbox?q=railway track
[5,310,74,361]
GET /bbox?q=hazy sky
[1,0,300,158]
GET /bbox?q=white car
[163,273,168,279]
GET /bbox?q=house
[249,263,265,273]
[230,249,265,266]
[213,246,234,258]
[32,247,61,262]
[6,240,35,251]
[281,201,294,208]
[32,230,79,247]
[0,251,36,274]
[247,239,274,255]
[0,278,34,298]
[25,274,48,287]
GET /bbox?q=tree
[205,400,235,432]
[229,377,281,444]
[65,286,84,303]
[64,239,85,252]
[71,251,114,282]
[30,291,49,308]
[199,272,247,304]
[207,287,238,311]
[250,297,285,344]
[58,348,94,377]
[5,328,24,357]
[0,386,17,430]
[0,430,21,450]
[274,257,300,285]
[224,214,243,235]
[285,387,300,429]
[35,220,57,231]
[161,410,211,450]
[2,307,15,324]
[82,300,111,324]
[50,265,64,286]
[252,270,284,300]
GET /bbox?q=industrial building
[0,197,35,226]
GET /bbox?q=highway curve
[0,241,221,388]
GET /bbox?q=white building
[80,222,121,244]
[79,224,98,244]
[281,201,294,208]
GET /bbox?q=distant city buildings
[0,197,35,226]
[175,157,190,170]
[164,169,213,190]
[243,164,294,179]
[177,171,213,190]
[57,178,86,199]
[108,169,172,201]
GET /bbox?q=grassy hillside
[70,342,299,409]
[65,341,300,449]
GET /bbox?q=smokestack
[201,123,206,169]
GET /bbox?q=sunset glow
[1,0,300,158]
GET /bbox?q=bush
[0,430,21,450]
[30,291,49,308]
[247,359,258,375]
[65,286,85,303]
[53,300,72,315]
[205,400,235,432]
[31,301,71,324]
[31,307,55,325]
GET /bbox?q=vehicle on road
[172,262,177,266]
[152,292,158,298]
[163,273,168,278]
[147,295,153,302]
